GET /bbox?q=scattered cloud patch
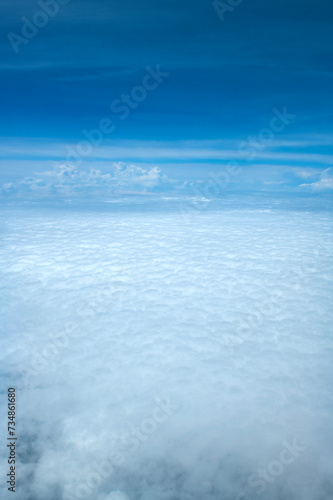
[112,162,170,189]
[1,163,174,197]
[299,168,333,191]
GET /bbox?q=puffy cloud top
[300,168,333,191]
[1,162,173,197]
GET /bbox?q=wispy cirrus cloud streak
[0,137,332,164]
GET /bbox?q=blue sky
[1,0,333,194]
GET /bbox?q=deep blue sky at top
[0,0,332,191]
[1,0,332,140]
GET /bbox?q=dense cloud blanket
[0,195,332,500]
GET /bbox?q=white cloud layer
[0,196,333,500]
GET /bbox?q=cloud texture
[1,162,172,197]
[0,195,332,500]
